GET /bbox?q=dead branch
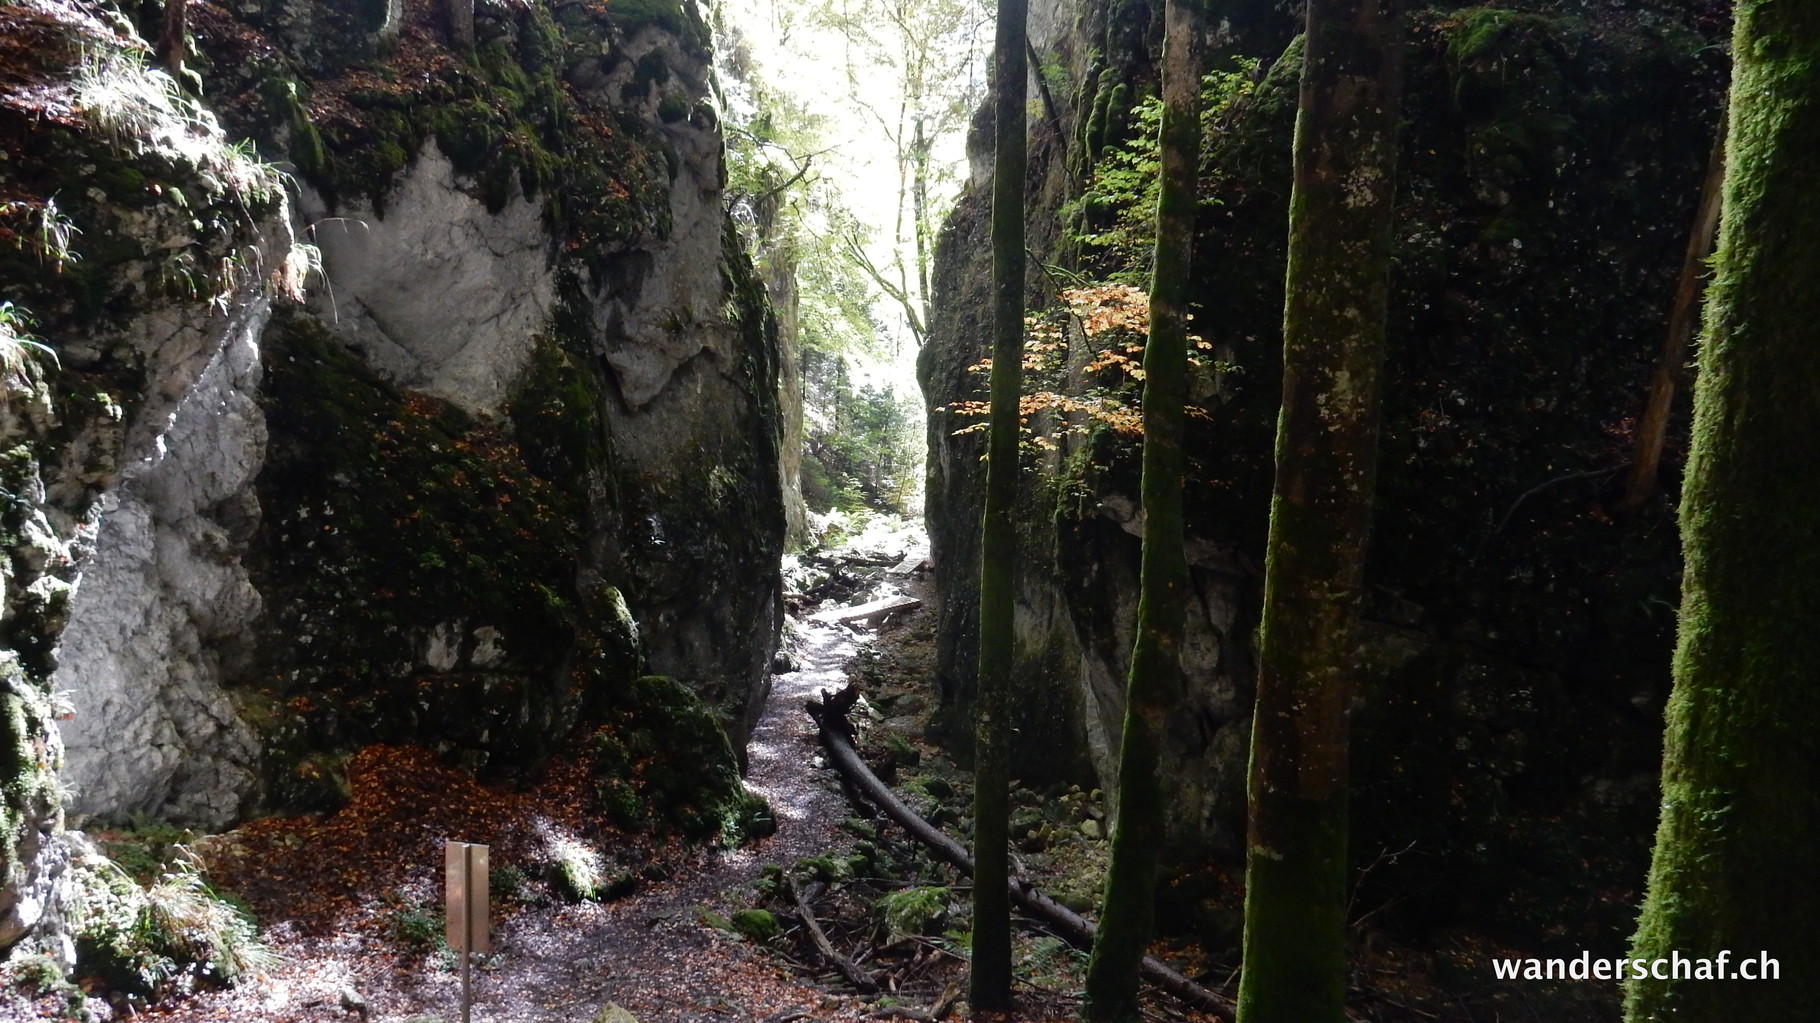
[808,685,1236,1021]
[865,981,960,1021]
[1624,105,1727,508]
[786,875,881,994]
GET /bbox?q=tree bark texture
[1083,1,1200,1019]
[1236,0,1403,1021]
[1624,2,1820,1019]
[158,0,187,81]
[1622,115,1726,509]
[973,0,1026,1009]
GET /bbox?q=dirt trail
[452,617,875,1023]
[32,613,893,1023]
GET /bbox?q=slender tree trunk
[971,0,1026,1010]
[449,0,475,48]
[1624,2,1820,1019]
[158,0,187,81]
[1083,1,1200,1019]
[1622,115,1726,509]
[1235,0,1402,1020]
[912,116,933,333]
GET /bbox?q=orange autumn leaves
[946,285,1216,450]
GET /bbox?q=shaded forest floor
[4,525,1623,1023]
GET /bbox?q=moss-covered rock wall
[191,0,785,808]
[921,0,1726,946]
[0,0,785,960]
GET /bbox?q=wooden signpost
[445,841,489,1023]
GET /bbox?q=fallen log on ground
[807,685,1236,1020]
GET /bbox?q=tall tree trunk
[1624,2,1820,1019]
[912,116,933,334]
[1621,115,1726,509]
[1235,0,1403,1020]
[971,0,1026,1010]
[449,0,475,49]
[158,0,186,82]
[1083,0,1200,1019]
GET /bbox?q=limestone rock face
[0,829,98,967]
[304,142,554,416]
[4,0,783,919]
[567,24,785,746]
[578,25,729,411]
[54,303,269,827]
[0,0,311,951]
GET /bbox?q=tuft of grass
[0,302,60,393]
[274,239,322,302]
[73,46,281,208]
[69,859,277,996]
[549,835,604,901]
[0,196,81,271]
[139,870,279,984]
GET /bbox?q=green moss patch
[248,315,612,801]
[582,674,772,844]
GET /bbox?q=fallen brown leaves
[199,744,656,940]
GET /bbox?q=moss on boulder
[248,314,607,796]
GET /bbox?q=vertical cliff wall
[922,0,1726,941]
[0,0,307,949]
[0,0,785,958]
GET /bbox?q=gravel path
[467,619,872,1023]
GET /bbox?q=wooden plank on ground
[887,550,929,575]
[809,594,922,625]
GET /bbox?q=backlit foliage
[947,285,1218,449]
[1066,62,1260,278]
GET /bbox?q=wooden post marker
[445,841,489,1023]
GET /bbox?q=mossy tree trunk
[1235,0,1403,1020]
[1624,2,1820,1019]
[971,0,1025,1010]
[1082,1,1201,1019]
